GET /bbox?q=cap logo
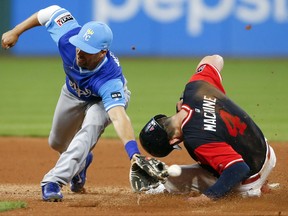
[148,121,158,132]
[149,126,155,132]
[83,28,94,41]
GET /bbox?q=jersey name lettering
[203,95,216,132]
[110,52,120,67]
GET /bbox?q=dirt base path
[0,137,287,216]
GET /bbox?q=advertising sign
[10,0,288,57]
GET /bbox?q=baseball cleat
[42,182,63,202]
[70,152,93,193]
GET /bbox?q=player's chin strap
[172,142,182,150]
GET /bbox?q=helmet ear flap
[139,114,174,157]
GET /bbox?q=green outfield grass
[0,201,26,212]
[0,56,287,141]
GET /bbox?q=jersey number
[219,110,247,137]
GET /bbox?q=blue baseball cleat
[70,152,93,193]
[42,182,63,202]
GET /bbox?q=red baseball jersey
[181,63,267,177]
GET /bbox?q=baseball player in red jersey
[139,55,276,202]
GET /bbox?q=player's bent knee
[48,134,67,153]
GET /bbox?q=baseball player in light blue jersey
[2,5,145,202]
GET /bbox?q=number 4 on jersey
[219,110,247,137]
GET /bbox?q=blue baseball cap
[69,21,113,54]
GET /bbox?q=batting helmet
[139,114,180,157]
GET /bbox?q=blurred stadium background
[2,0,288,56]
[1,0,287,141]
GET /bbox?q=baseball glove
[129,155,168,192]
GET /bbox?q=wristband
[125,140,140,160]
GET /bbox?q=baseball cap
[69,21,113,54]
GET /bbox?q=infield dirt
[0,137,287,216]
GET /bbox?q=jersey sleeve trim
[181,104,194,129]
[105,103,125,111]
[224,158,245,169]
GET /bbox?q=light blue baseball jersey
[43,8,126,111]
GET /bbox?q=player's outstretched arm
[107,106,142,160]
[1,12,40,49]
[108,106,137,148]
